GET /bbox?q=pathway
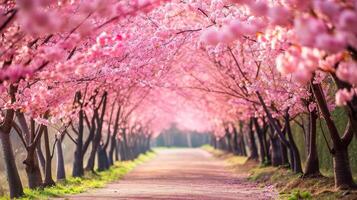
[63,148,275,200]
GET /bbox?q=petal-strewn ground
[62,148,276,200]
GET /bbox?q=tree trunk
[333,146,356,189]
[0,131,24,198]
[248,120,258,160]
[311,81,356,188]
[262,127,271,165]
[36,140,46,175]
[225,131,233,152]
[304,108,320,176]
[43,127,55,187]
[285,114,302,173]
[253,118,267,164]
[16,113,43,188]
[56,136,66,180]
[72,136,84,177]
[108,135,117,166]
[270,134,282,166]
[280,141,289,166]
[232,126,241,155]
[115,138,120,161]
[276,119,290,167]
[73,92,85,177]
[86,92,107,171]
[85,137,99,172]
[24,149,43,189]
[122,129,129,160]
[240,133,247,156]
[97,144,109,171]
[119,139,126,160]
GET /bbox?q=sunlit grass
[201,144,247,165]
[0,151,156,200]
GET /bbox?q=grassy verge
[201,145,248,165]
[202,145,357,200]
[0,151,156,200]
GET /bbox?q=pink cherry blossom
[336,89,354,106]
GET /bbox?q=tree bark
[311,82,355,188]
[232,126,241,155]
[36,140,46,175]
[16,113,43,188]
[24,149,43,189]
[333,146,355,189]
[304,108,321,176]
[285,113,302,173]
[248,119,259,160]
[0,84,24,198]
[115,138,120,161]
[253,118,267,164]
[86,92,107,171]
[56,135,66,180]
[225,129,233,153]
[43,127,55,187]
[97,143,109,171]
[0,131,24,198]
[269,125,283,166]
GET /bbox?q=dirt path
[64,148,276,200]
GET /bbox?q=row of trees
[178,0,357,191]
[1,0,357,198]
[0,0,177,198]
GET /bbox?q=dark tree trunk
[333,146,355,189]
[121,129,129,160]
[16,113,43,188]
[86,92,107,171]
[85,134,100,171]
[115,138,120,161]
[232,126,242,155]
[72,91,86,177]
[276,119,290,167]
[212,135,217,149]
[72,139,84,177]
[225,129,233,152]
[56,136,66,180]
[280,140,289,166]
[97,144,109,171]
[253,118,267,164]
[240,133,247,156]
[108,105,121,166]
[232,126,239,154]
[43,127,55,187]
[304,108,320,176]
[108,135,117,166]
[24,150,43,189]
[256,92,294,167]
[248,120,258,160]
[262,127,271,165]
[119,139,126,160]
[269,130,282,166]
[36,140,46,175]
[311,82,355,188]
[0,84,24,198]
[218,137,227,151]
[0,131,24,198]
[146,135,151,152]
[285,113,302,173]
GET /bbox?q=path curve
[64,148,275,200]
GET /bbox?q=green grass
[202,145,357,200]
[0,151,156,200]
[201,145,248,165]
